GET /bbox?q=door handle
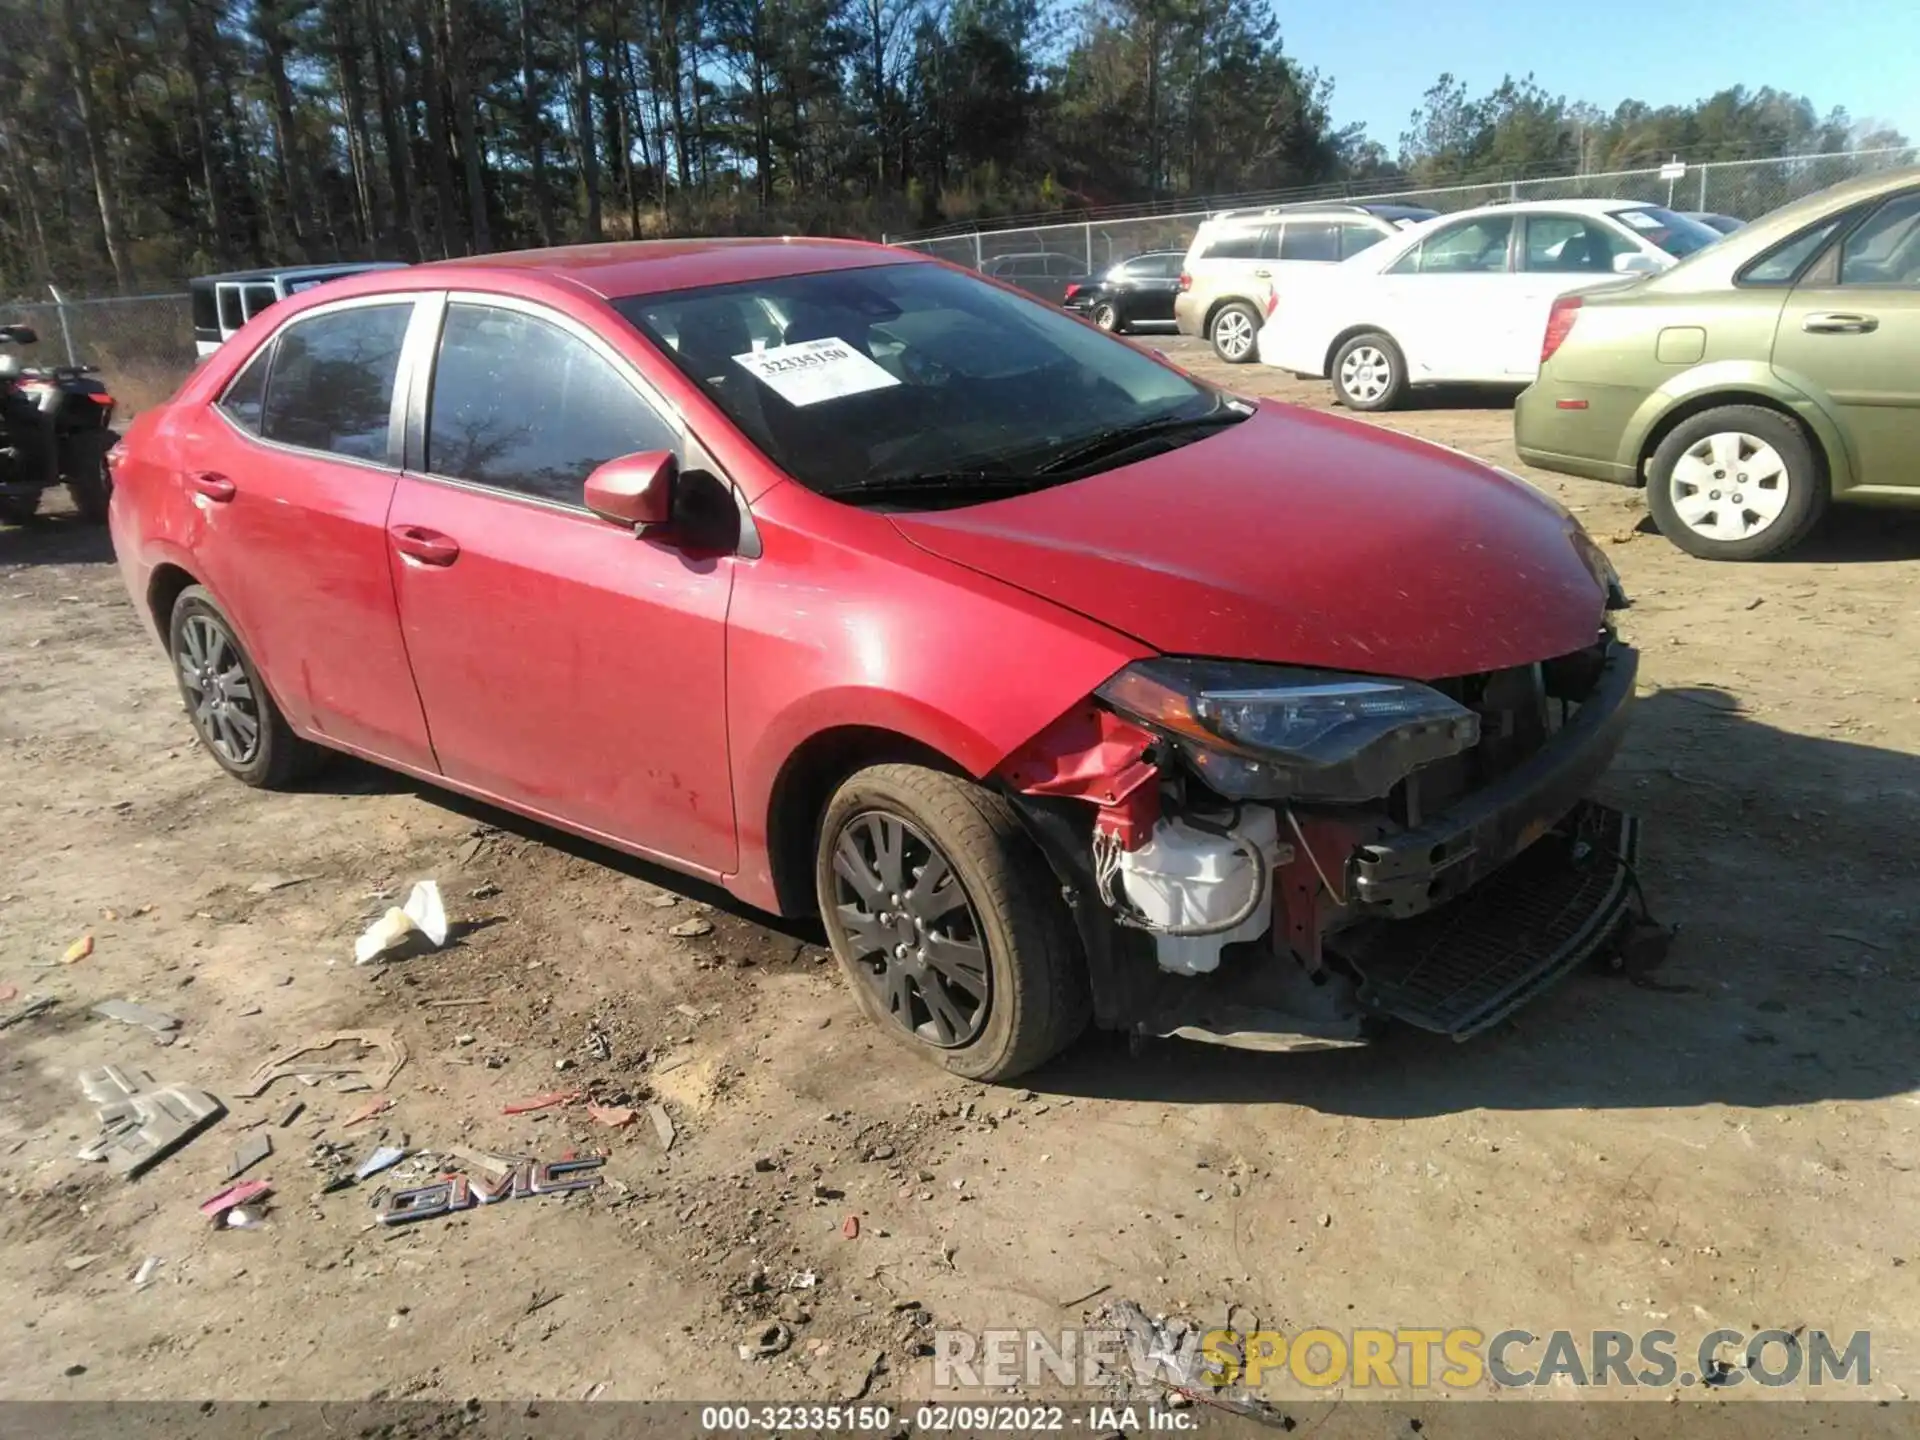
[1251,268,1272,278]
[389,524,461,566]
[187,470,235,502]
[1802,312,1879,334]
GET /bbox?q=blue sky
[1278,0,1918,155]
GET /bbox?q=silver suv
[1175,202,1437,362]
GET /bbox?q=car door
[1770,189,1920,491]
[186,296,437,769]
[1509,213,1630,376]
[384,293,737,873]
[1123,254,1181,322]
[1376,213,1517,380]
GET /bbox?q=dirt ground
[3,335,1919,1415]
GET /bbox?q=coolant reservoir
[1117,806,1286,976]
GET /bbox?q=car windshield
[614,262,1232,505]
[1609,207,1721,257]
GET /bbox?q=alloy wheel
[1094,303,1118,331]
[1339,345,1393,403]
[1668,431,1789,542]
[177,613,261,765]
[1213,310,1254,359]
[831,811,991,1048]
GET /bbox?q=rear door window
[426,302,679,506]
[1839,193,1920,285]
[1338,223,1387,259]
[1279,221,1340,262]
[218,346,271,434]
[1389,215,1514,275]
[1201,225,1272,261]
[1521,215,1632,273]
[259,302,412,462]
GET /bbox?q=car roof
[190,261,410,286]
[410,236,916,298]
[1447,198,1674,218]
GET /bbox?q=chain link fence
[889,147,1920,275]
[2,291,195,414]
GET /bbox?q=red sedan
[109,239,1644,1079]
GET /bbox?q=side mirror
[0,324,37,345]
[584,450,677,533]
[1613,252,1660,276]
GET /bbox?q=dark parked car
[1062,251,1186,332]
[981,252,1088,305]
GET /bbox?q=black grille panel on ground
[1334,801,1637,1038]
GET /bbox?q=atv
[0,323,119,524]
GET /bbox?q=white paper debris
[732,339,900,407]
[354,881,449,965]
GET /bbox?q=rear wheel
[63,428,115,523]
[1209,302,1261,364]
[815,763,1089,1082]
[1646,406,1825,561]
[1093,301,1121,333]
[1331,332,1407,411]
[168,585,325,788]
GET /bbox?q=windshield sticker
[733,338,901,406]
[1618,211,1662,230]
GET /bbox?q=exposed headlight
[1097,658,1480,802]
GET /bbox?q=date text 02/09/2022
[697,1404,1199,1433]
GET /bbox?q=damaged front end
[996,633,1645,1052]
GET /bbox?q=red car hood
[890,403,1607,681]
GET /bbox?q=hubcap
[1214,311,1254,358]
[1669,431,1789,542]
[176,614,261,765]
[1096,305,1117,330]
[830,811,990,1048]
[1340,345,1392,402]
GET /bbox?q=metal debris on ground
[246,875,315,894]
[276,1101,305,1128]
[200,1179,273,1220]
[75,1065,225,1178]
[225,1207,265,1229]
[61,934,94,965]
[91,999,182,1037]
[787,1270,818,1290]
[739,1321,793,1360]
[131,1257,161,1288]
[502,1089,584,1115]
[587,1104,635,1127]
[342,1096,394,1127]
[647,1102,676,1150]
[667,917,713,938]
[354,880,450,965]
[354,1145,407,1181]
[226,1132,273,1179]
[236,1029,408,1096]
[375,1154,604,1226]
[0,996,55,1031]
[842,1214,860,1239]
[1060,1283,1112,1309]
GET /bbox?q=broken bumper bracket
[1336,799,1640,1039]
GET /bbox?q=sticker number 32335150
[732,337,901,407]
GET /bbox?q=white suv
[1174,203,1437,362]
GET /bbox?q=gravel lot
[2,334,1918,1412]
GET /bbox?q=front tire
[815,763,1089,1082]
[1209,302,1261,364]
[63,428,115,523]
[1646,406,1825,561]
[1331,332,1407,411]
[169,585,324,788]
